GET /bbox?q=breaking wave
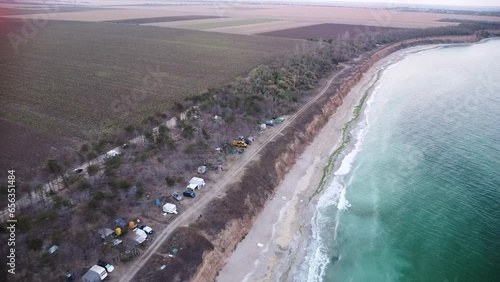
[296,63,389,282]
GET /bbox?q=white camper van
[186,177,205,190]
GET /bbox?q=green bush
[104,156,122,170]
[36,210,58,222]
[78,180,91,190]
[52,195,72,209]
[173,102,184,112]
[202,128,210,140]
[87,165,100,176]
[166,139,177,150]
[156,126,170,145]
[124,125,135,133]
[65,174,81,186]
[47,159,61,174]
[88,191,106,209]
[144,131,154,143]
[136,186,145,198]
[184,144,195,155]
[93,138,111,154]
[156,112,167,119]
[80,144,90,153]
[117,178,130,190]
[181,124,195,139]
[142,116,156,125]
[17,216,32,233]
[26,237,43,251]
[165,176,176,187]
[86,151,97,159]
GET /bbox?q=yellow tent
[115,227,121,236]
[129,221,135,229]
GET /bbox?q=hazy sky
[259,0,500,7]
[339,0,500,7]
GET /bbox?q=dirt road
[117,63,351,282]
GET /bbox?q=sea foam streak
[297,68,385,282]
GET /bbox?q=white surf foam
[297,67,387,282]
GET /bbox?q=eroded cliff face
[186,35,480,282]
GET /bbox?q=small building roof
[189,177,205,185]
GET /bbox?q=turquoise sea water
[299,39,500,282]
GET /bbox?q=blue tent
[114,218,127,228]
[155,199,161,206]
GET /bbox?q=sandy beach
[216,45,437,282]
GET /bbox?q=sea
[297,39,500,282]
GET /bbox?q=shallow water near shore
[299,39,500,282]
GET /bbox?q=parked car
[111,239,122,246]
[183,190,195,198]
[139,225,154,235]
[172,192,183,201]
[265,119,274,126]
[74,168,83,173]
[97,260,114,273]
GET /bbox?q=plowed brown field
[258,23,401,40]
[0,19,301,173]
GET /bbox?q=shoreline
[216,40,483,281]
[217,50,384,282]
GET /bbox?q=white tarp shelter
[98,228,113,239]
[188,177,205,189]
[133,228,147,244]
[106,149,120,158]
[163,203,178,214]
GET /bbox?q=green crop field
[0,20,300,140]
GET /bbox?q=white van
[187,177,205,189]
